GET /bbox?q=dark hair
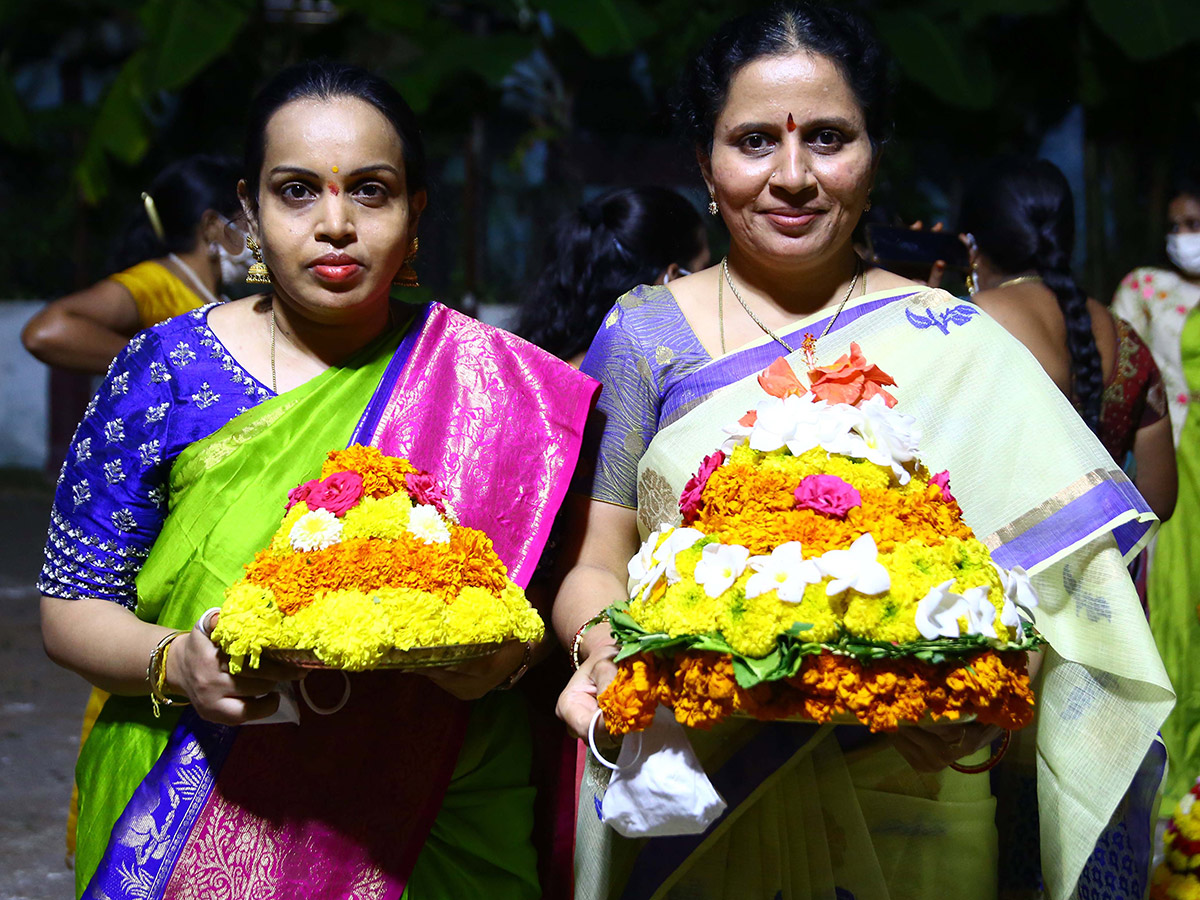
[111,154,240,271]
[675,1,892,156]
[959,157,1103,433]
[1169,171,1200,207]
[242,59,426,211]
[516,187,706,360]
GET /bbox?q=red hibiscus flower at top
[807,342,897,408]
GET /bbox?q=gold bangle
[495,640,535,691]
[949,729,1011,774]
[571,611,610,670]
[148,631,191,718]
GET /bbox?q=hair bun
[579,203,605,228]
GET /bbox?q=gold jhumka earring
[394,237,419,287]
[245,235,271,285]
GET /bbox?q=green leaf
[1085,0,1200,60]
[0,65,32,148]
[138,0,254,91]
[75,56,154,204]
[871,10,997,110]
[536,0,655,56]
[337,0,429,30]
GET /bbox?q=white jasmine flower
[693,543,751,598]
[914,579,967,639]
[836,396,921,484]
[745,542,822,602]
[628,525,672,599]
[289,508,343,552]
[406,505,451,544]
[748,396,798,452]
[962,585,998,638]
[816,533,891,597]
[996,565,1039,619]
[720,417,755,454]
[655,527,705,584]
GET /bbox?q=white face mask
[213,236,255,286]
[1167,233,1200,276]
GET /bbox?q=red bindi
[327,182,339,195]
[786,113,796,133]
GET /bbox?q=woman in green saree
[40,61,594,899]
[553,4,1170,898]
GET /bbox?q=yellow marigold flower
[342,493,412,540]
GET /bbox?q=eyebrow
[726,116,859,134]
[267,164,403,178]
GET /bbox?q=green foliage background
[0,0,1196,304]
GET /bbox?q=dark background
[1,0,1197,309]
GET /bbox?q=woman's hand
[556,624,619,744]
[167,613,303,725]
[420,639,531,701]
[888,721,1003,773]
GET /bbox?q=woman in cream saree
[570,282,1169,900]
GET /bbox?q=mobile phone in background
[866,224,969,272]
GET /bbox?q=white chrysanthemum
[289,508,343,552]
[816,533,890,596]
[693,543,751,598]
[745,542,822,602]
[914,578,967,639]
[406,505,451,544]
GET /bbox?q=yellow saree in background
[576,286,1170,900]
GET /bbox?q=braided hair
[517,187,705,361]
[960,157,1103,433]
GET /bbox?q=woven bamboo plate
[264,642,504,670]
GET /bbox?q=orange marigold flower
[598,655,662,736]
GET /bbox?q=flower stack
[1152,780,1200,900]
[212,445,543,672]
[598,346,1042,735]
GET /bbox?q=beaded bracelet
[948,728,1011,775]
[571,611,610,670]
[148,631,191,718]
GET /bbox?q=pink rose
[680,450,725,524]
[404,471,449,515]
[793,474,861,518]
[286,478,321,511]
[929,470,955,504]
[305,471,365,517]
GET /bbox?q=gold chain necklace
[997,274,1043,289]
[270,300,396,393]
[719,255,862,357]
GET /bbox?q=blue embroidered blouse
[39,304,274,609]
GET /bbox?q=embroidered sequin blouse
[39,304,273,609]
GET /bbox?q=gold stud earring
[394,236,419,287]
[245,235,271,285]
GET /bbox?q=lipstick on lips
[310,252,362,283]
[764,206,823,229]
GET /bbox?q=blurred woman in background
[516,186,708,365]
[1112,174,1200,447]
[22,154,246,374]
[960,156,1176,523]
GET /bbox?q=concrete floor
[0,474,88,900]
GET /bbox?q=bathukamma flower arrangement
[1152,779,1200,900]
[598,345,1044,735]
[212,445,543,672]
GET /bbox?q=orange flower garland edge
[597,649,1035,736]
